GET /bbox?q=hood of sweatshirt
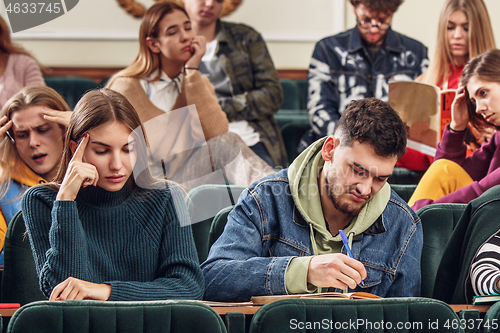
[287,137,390,254]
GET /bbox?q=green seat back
[7,300,227,333]
[390,184,416,203]
[1,211,47,305]
[186,185,246,264]
[249,298,461,333]
[274,109,309,130]
[296,79,308,110]
[482,300,500,333]
[280,122,311,164]
[280,79,300,110]
[388,167,425,185]
[208,206,234,250]
[417,203,467,298]
[44,76,98,109]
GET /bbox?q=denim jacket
[202,168,423,302]
[299,28,428,150]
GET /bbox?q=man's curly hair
[350,0,403,14]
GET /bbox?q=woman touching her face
[409,49,500,211]
[22,88,204,301]
[106,2,273,191]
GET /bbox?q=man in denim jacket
[202,98,422,302]
[299,0,428,151]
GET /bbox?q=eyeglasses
[357,18,390,31]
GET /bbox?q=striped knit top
[470,232,500,296]
[22,182,204,301]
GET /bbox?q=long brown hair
[461,49,500,131]
[107,2,189,86]
[54,88,158,190]
[419,0,495,87]
[0,85,69,199]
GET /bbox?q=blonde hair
[107,2,189,86]
[0,85,69,199]
[419,0,495,87]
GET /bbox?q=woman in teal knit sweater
[22,88,204,301]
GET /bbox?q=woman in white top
[107,2,273,190]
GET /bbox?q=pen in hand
[339,229,364,285]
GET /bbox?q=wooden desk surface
[0,308,19,317]
[0,304,492,318]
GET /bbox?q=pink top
[0,54,45,109]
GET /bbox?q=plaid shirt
[213,20,288,168]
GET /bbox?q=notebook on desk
[251,292,381,306]
[472,293,500,305]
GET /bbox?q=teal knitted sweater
[22,182,204,301]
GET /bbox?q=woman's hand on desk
[50,277,111,301]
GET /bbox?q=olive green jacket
[214,20,288,168]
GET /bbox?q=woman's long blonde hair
[107,2,188,86]
[419,0,496,87]
[0,85,69,199]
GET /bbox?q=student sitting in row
[0,85,69,263]
[23,88,204,301]
[397,0,496,172]
[410,49,500,211]
[107,2,273,190]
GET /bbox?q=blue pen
[339,229,364,285]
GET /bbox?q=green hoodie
[284,137,391,293]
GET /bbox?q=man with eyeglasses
[299,0,428,151]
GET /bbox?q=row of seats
[6,297,479,333]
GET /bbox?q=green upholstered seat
[44,76,98,109]
[186,185,246,264]
[1,211,47,305]
[274,109,309,130]
[481,300,500,333]
[388,167,425,185]
[208,206,234,250]
[390,184,416,203]
[7,300,227,333]
[280,79,300,110]
[417,203,467,298]
[280,122,311,164]
[295,79,308,110]
[249,298,461,333]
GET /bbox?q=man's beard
[325,174,368,216]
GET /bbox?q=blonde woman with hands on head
[0,86,69,264]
